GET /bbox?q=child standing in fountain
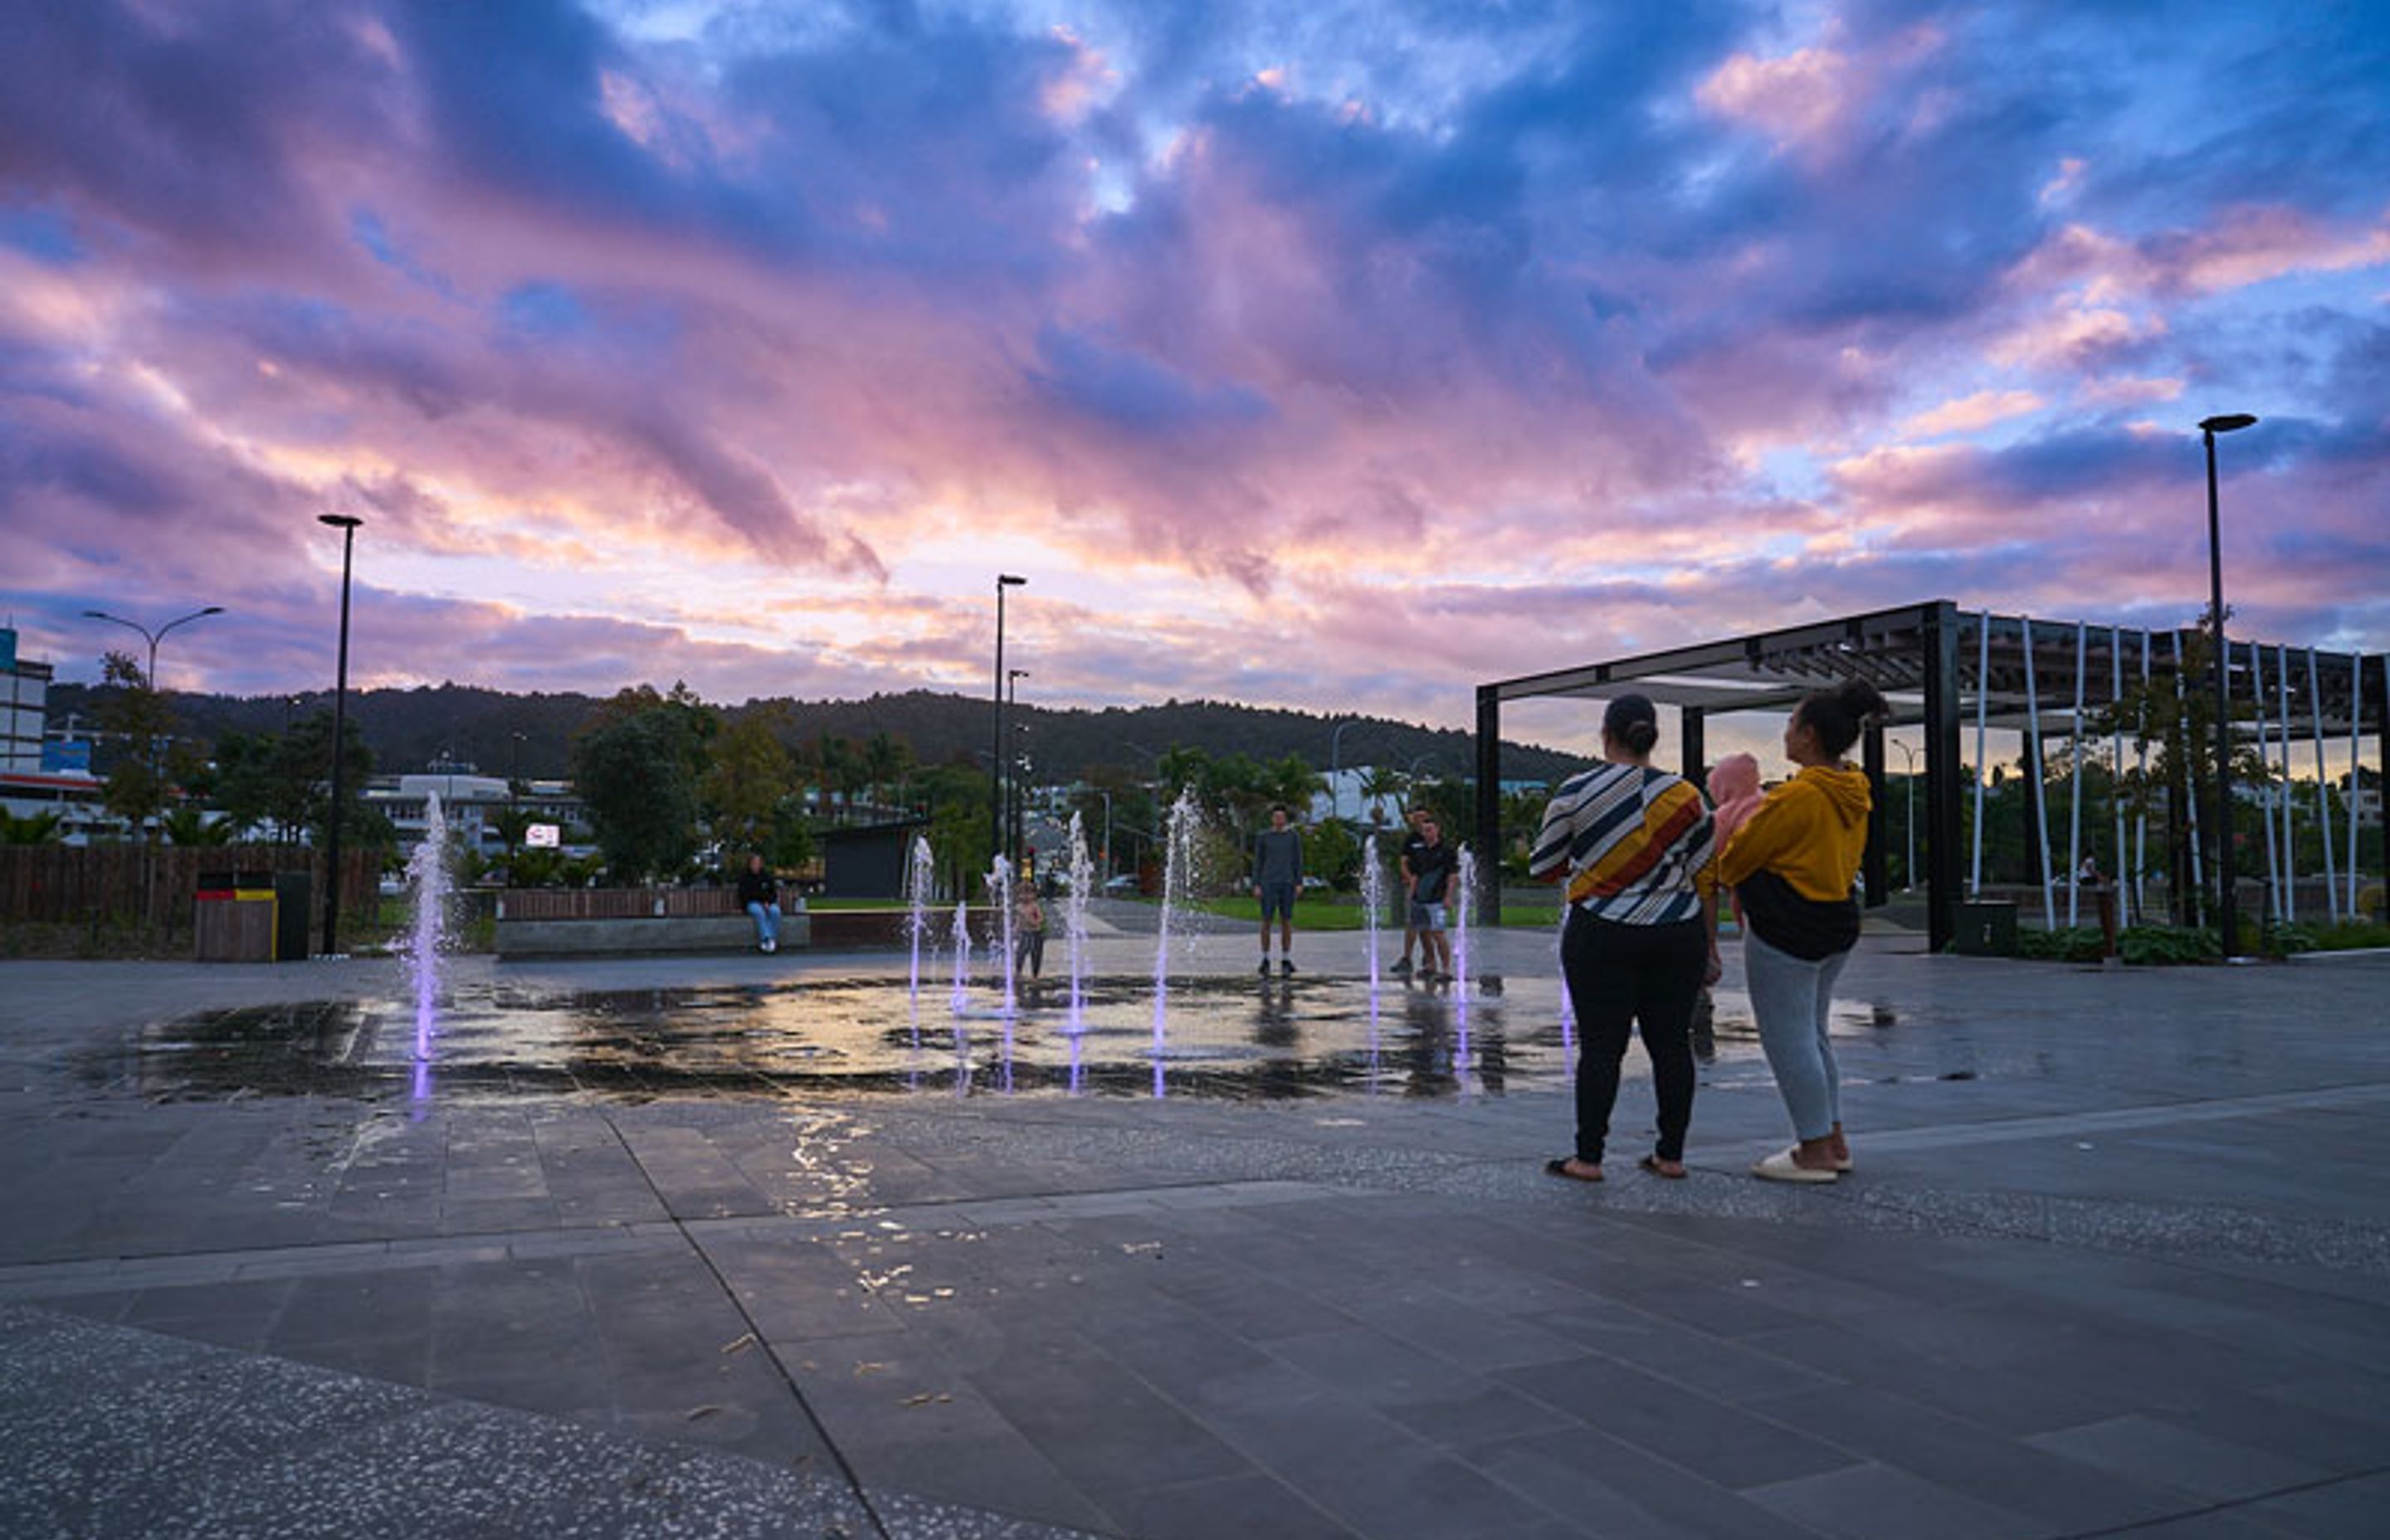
[1406,816,1458,983]
[1014,881,1048,981]
[1252,804,1305,976]
[736,852,782,955]
[1529,694,1720,1183]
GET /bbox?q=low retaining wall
[491,886,807,958]
[493,912,812,958]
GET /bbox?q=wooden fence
[493,887,747,921]
[0,844,378,940]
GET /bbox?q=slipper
[1544,1157,1603,1184]
[1638,1155,1688,1180]
[1751,1146,1838,1184]
[1831,1153,1856,1173]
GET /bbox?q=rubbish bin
[1954,899,2017,957]
[194,869,276,962]
[272,870,312,961]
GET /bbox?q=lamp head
[198,606,225,617]
[318,513,364,529]
[2198,413,2257,434]
[997,573,1027,587]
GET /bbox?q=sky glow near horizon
[3,0,2387,759]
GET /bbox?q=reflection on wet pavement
[76,974,1921,1109]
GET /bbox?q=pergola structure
[1475,600,2387,952]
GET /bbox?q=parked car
[1102,874,1139,894]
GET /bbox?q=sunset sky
[5,0,2386,754]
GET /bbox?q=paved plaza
[4,910,2388,1539]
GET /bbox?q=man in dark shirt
[735,852,781,954]
[1251,804,1304,975]
[1406,816,1456,982]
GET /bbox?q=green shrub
[2015,926,2106,962]
[2118,925,2221,966]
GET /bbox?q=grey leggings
[1744,930,1851,1142]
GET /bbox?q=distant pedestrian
[1719,678,1888,1183]
[736,852,782,954]
[1252,804,1304,976]
[1406,816,1458,982]
[1529,694,1719,1183]
[1393,807,1432,977]
[1015,883,1047,979]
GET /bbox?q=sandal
[1544,1157,1604,1183]
[1638,1155,1687,1180]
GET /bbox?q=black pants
[1560,910,1704,1164]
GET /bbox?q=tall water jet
[1451,844,1475,1084]
[1554,896,1575,1051]
[990,855,1017,1016]
[1150,786,1202,1097]
[905,836,936,1008]
[1064,811,1093,1030]
[949,900,973,1017]
[1359,833,1385,988]
[1451,846,1476,1003]
[402,792,451,1110]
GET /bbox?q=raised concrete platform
[5,911,2388,1538]
[493,911,812,958]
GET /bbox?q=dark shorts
[1409,899,1446,932]
[1259,882,1297,922]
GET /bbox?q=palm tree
[1359,766,1408,826]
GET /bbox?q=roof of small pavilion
[1483,601,2382,738]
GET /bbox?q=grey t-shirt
[1252,827,1303,887]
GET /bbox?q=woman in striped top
[1529,694,1722,1182]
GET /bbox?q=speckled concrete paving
[4,914,2389,1539]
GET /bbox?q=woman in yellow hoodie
[1718,678,1887,1182]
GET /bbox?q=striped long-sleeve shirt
[1527,763,1717,925]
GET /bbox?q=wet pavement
[4,918,2390,1538]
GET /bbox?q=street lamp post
[1329,719,1362,821]
[82,604,226,834]
[319,514,363,956]
[991,575,1026,869]
[2200,413,2256,958]
[1893,740,1919,890]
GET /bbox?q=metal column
[1924,602,1965,953]
[1475,685,1503,924]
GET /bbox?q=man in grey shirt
[1252,803,1305,976]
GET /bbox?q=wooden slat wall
[0,846,377,935]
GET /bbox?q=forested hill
[48,682,1590,786]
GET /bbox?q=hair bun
[1837,678,1889,723]
[1623,720,1660,754]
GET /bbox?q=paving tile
[2246,1469,2390,1539]
[1466,1429,1831,1540]
[1075,1469,1365,1540]
[1743,1460,2035,1540]
[2027,1413,2333,1503]
[1498,1355,1860,1490]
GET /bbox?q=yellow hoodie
[1716,764,1873,902]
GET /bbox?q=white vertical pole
[2135,631,2153,925]
[2309,647,2337,923]
[2067,621,2088,928]
[1972,609,1992,898]
[2114,626,2129,925]
[2175,632,2202,906]
[2277,643,2297,924]
[2252,641,2281,924]
[2350,652,2364,921]
[2022,617,2055,932]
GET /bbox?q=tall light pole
[319,514,363,956]
[1329,718,1362,821]
[1893,740,1919,891]
[991,574,1026,868]
[2201,413,2256,958]
[81,604,226,836]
